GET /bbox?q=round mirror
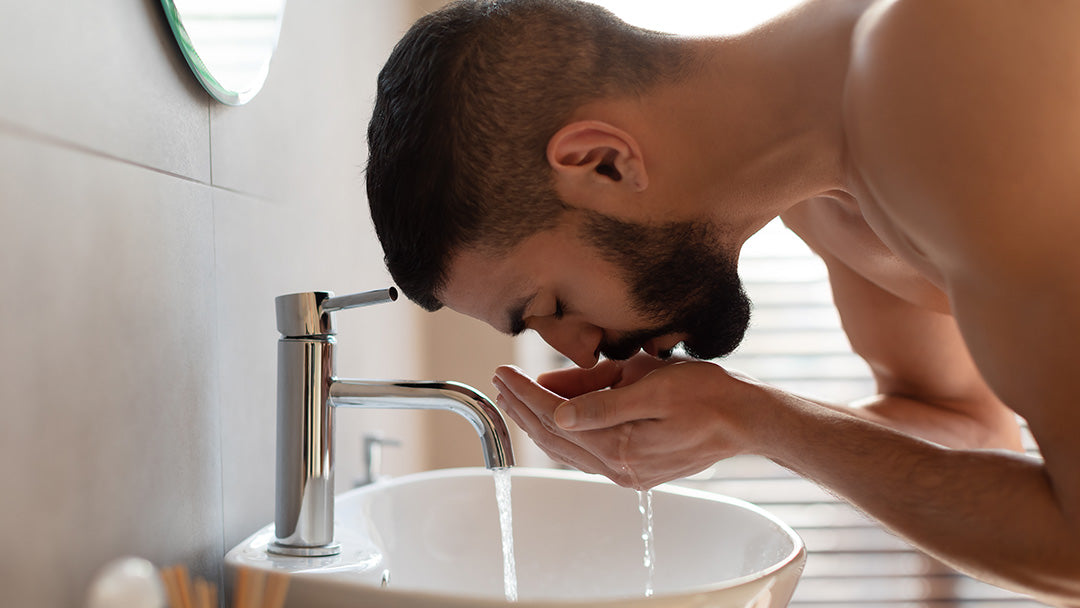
[161,0,287,106]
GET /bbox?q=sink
[226,467,806,607]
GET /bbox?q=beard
[580,211,752,361]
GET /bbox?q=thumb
[538,358,623,398]
[555,385,652,431]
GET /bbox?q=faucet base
[268,541,341,557]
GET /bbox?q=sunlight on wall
[590,0,806,36]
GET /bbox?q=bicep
[821,252,1002,414]
[845,0,1080,489]
[846,0,1080,417]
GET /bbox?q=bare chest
[781,191,951,314]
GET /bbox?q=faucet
[268,288,515,557]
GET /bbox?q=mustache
[597,290,751,363]
[597,326,679,361]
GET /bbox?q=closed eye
[553,299,566,320]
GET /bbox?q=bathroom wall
[0,1,480,605]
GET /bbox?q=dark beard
[581,212,752,361]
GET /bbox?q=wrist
[708,368,805,460]
[733,380,820,464]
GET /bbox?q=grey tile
[0,0,211,181]
[209,0,408,201]
[0,130,220,607]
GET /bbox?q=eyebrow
[505,293,536,336]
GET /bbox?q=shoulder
[843,0,1080,276]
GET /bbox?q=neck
[659,0,871,243]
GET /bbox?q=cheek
[577,287,653,334]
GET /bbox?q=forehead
[438,243,531,332]
[438,222,583,332]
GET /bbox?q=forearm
[754,386,1080,604]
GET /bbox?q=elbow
[1025,578,1080,608]
[996,536,1080,606]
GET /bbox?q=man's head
[366,0,684,310]
[367,0,751,364]
[434,207,751,367]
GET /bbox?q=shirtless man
[364,0,1080,603]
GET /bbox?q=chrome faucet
[268,288,515,557]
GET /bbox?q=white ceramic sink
[226,467,805,607]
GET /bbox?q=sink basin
[226,467,805,607]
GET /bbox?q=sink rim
[227,466,807,606]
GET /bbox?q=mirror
[161,0,287,106]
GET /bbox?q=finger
[555,384,658,431]
[494,365,566,416]
[493,381,530,430]
[493,377,612,473]
[493,375,568,440]
[492,376,544,431]
[536,359,624,398]
[610,352,680,388]
[496,378,652,486]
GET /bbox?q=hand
[493,359,762,489]
[536,352,695,395]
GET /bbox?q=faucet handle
[321,288,398,313]
[355,433,402,487]
[275,288,398,337]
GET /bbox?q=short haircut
[366,0,686,310]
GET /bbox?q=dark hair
[366,0,686,310]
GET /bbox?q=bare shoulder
[841,0,1080,432]
[843,0,1080,278]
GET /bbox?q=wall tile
[0,0,211,181]
[0,131,219,606]
[208,0,408,201]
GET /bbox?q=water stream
[493,468,518,602]
[492,470,655,602]
[638,489,656,598]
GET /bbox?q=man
[365,0,1080,604]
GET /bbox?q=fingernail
[554,404,577,428]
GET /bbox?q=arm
[758,383,1080,604]
[808,248,1023,451]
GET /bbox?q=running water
[493,468,518,602]
[637,489,656,597]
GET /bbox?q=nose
[533,318,602,368]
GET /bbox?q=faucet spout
[330,379,514,469]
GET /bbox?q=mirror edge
[160,0,285,106]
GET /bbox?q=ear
[546,120,649,208]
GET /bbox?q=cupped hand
[493,358,763,489]
[536,352,695,396]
